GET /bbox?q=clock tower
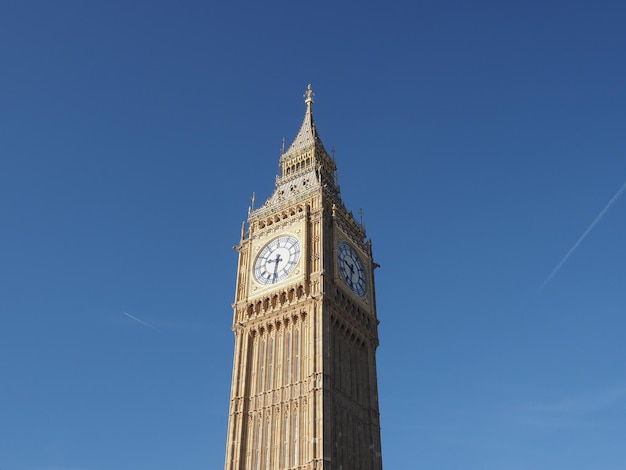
[225,86,383,469]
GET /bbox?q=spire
[282,84,326,158]
[305,83,314,106]
[276,84,337,189]
[251,85,342,218]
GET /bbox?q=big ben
[225,85,383,469]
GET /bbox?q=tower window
[284,412,290,466]
[268,337,275,389]
[295,328,300,381]
[259,339,266,393]
[294,411,299,466]
[285,331,291,385]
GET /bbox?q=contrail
[541,180,626,289]
[122,311,158,330]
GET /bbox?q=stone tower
[225,85,383,469]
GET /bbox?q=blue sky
[1,1,625,469]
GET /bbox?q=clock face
[337,242,366,296]
[253,235,301,285]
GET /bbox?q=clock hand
[267,253,283,264]
[347,261,355,275]
[270,253,282,282]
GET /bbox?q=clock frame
[253,235,301,286]
[337,241,367,297]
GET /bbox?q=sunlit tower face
[225,86,383,470]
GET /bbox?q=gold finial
[304,84,314,105]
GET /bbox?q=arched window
[255,418,262,470]
[268,336,275,389]
[259,339,266,393]
[294,328,300,382]
[285,330,291,385]
[265,417,271,468]
[283,412,290,466]
[294,410,299,466]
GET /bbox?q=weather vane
[304,84,314,104]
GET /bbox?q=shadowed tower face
[225,86,383,470]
